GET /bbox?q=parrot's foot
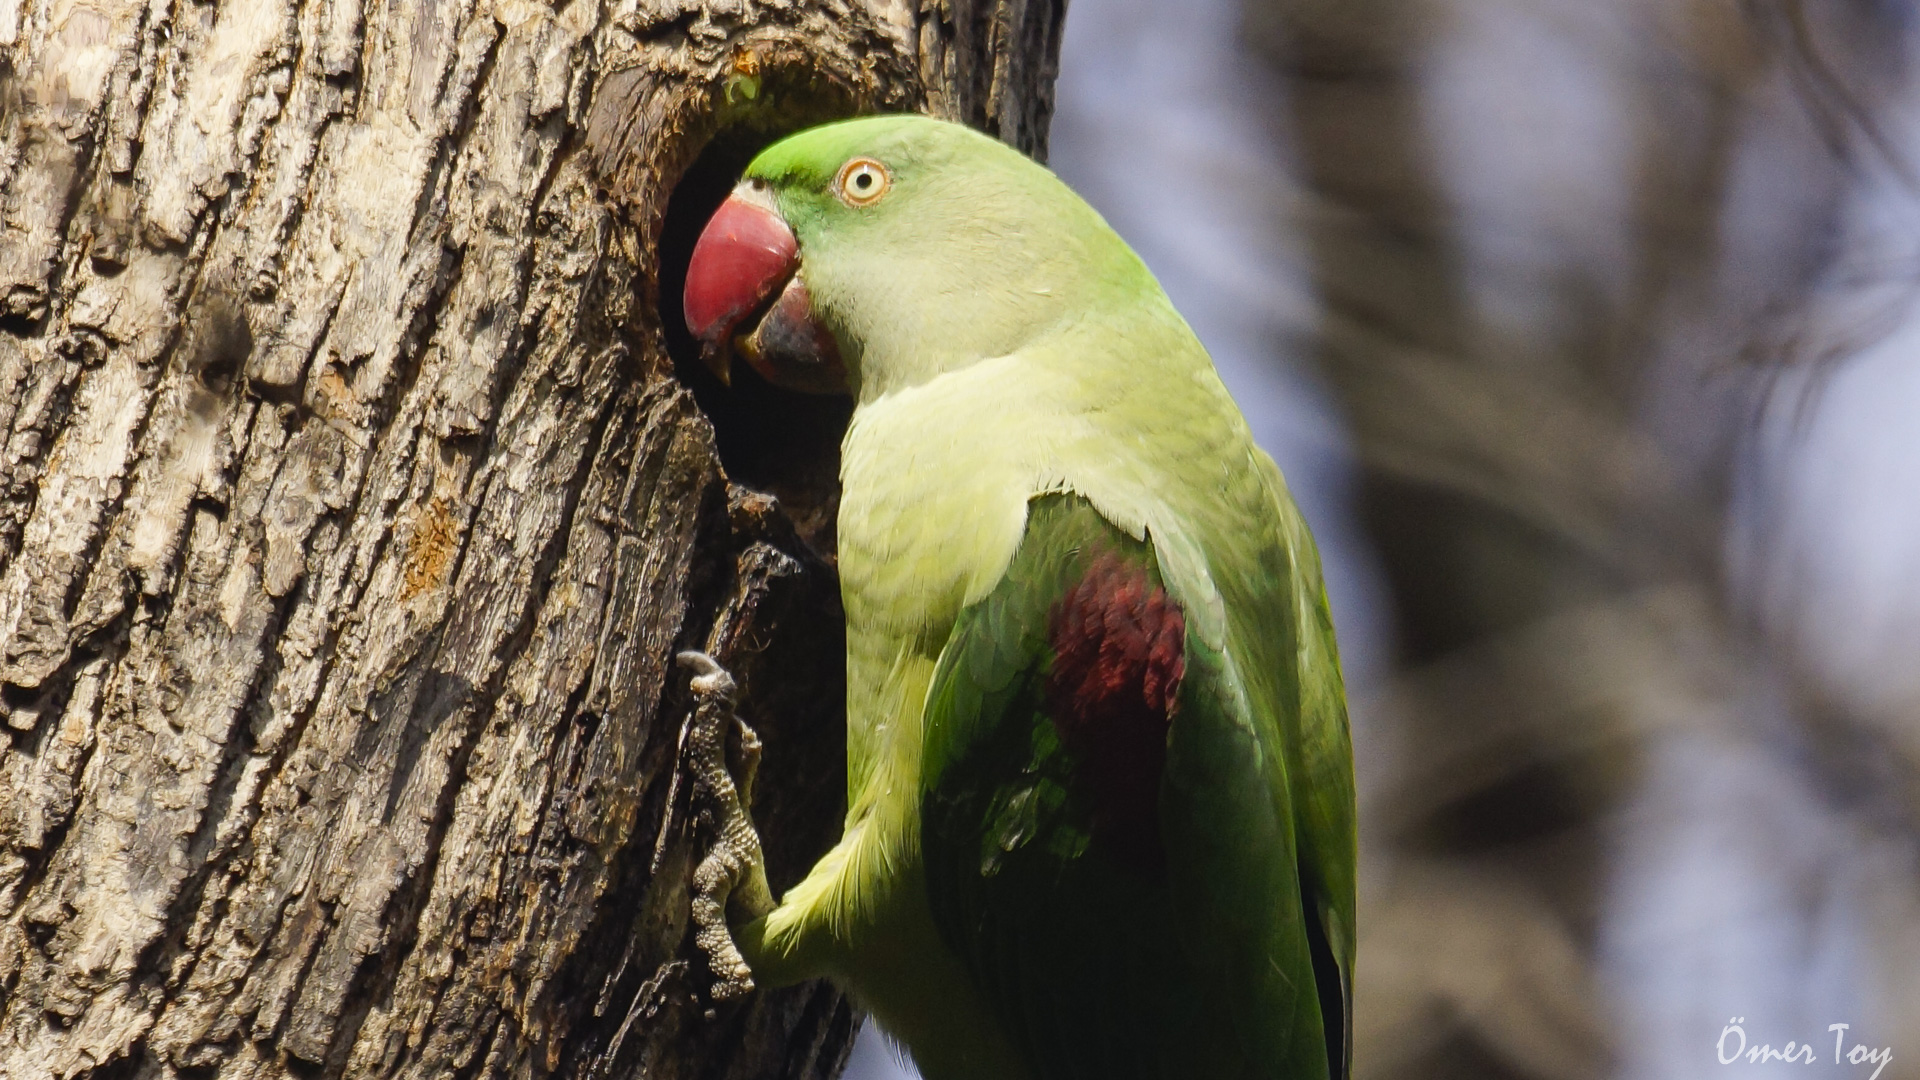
[677,650,775,1003]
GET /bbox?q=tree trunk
[0,0,1064,1076]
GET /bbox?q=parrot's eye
[835,158,891,207]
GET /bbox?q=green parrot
[678,114,1355,1080]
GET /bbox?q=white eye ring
[836,157,891,206]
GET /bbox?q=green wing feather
[920,493,1351,1080]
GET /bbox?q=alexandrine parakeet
[677,115,1355,1080]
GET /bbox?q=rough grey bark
[0,0,1065,1077]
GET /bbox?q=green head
[683,115,1151,401]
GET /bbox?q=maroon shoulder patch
[1044,551,1186,876]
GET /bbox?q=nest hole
[660,126,855,559]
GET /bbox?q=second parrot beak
[682,184,847,394]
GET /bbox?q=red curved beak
[683,187,798,383]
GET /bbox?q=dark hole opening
[659,128,854,559]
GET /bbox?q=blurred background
[847,1,1920,1077]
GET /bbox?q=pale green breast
[834,312,1285,807]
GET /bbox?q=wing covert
[918,493,1342,1080]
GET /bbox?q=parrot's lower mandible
[676,114,1355,1080]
